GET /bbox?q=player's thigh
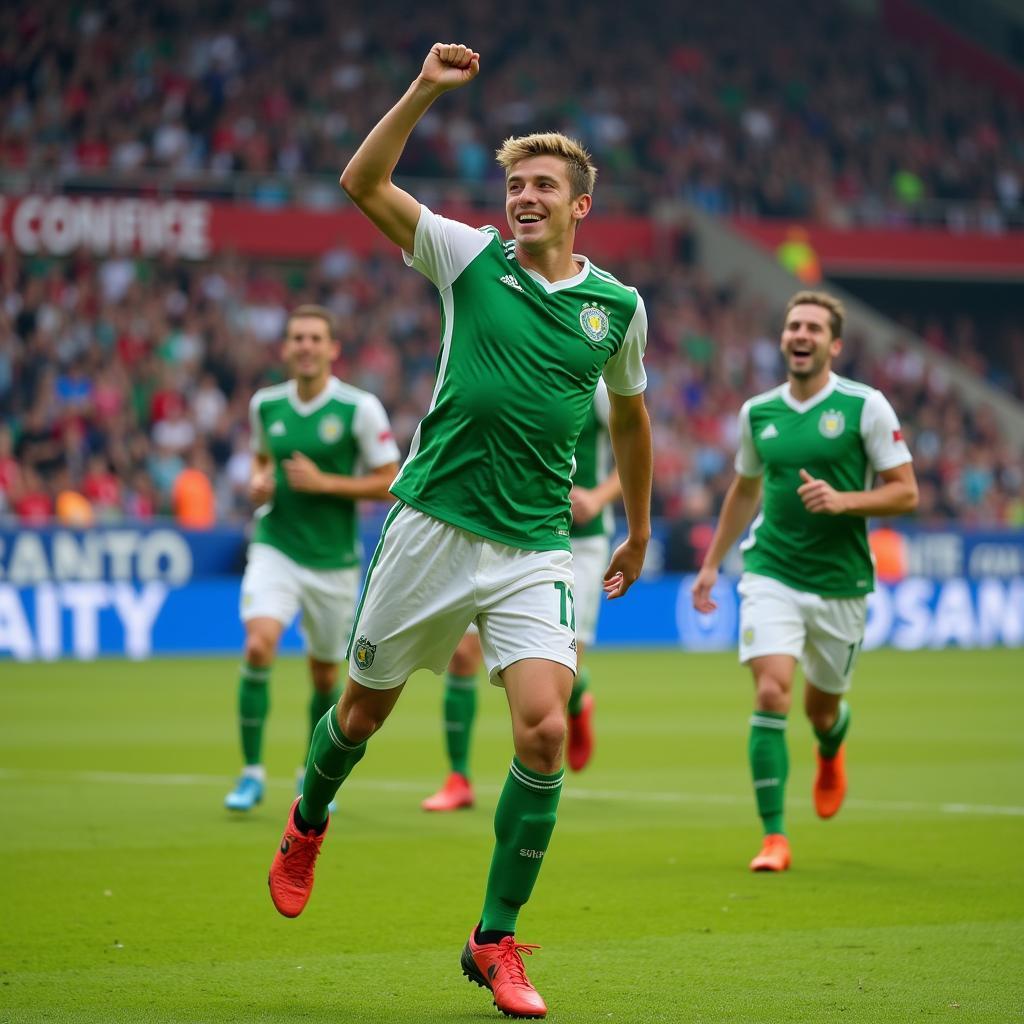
[348,505,477,689]
[802,595,867,694]
[737,573,806,664]
[569,534,610,647]
[239,543,302,626]
[299,566,360,664]
[477,548,577,686]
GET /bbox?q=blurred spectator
[172,449,217,529]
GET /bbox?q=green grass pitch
[2,648,1022,1023]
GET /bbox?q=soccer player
[224,305,400,811]
[691,290,918,872]
[423,380,621,812]
[267,43,652,1020]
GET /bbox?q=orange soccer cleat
[268,798,328,918]
[749,833,791,872]
[567,692,595,772]
[421,772,475,812]
[813,745,847,819]
[461,928,547,1020]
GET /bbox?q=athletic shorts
[347,504,578,690]
[737,572,867,694]
[240,542,359,663]
[571,534,610,646]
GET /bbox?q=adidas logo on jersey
[500,273,524,292]
[760,423,779,439]
[269,422,287,436]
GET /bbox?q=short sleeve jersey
[735,373,911,597]
[570,378,614,540]
[249,377,400,569]
[394,205,647,552]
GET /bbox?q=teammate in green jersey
[691,290,918,872]
[224,305,400,812]
[266,44,652,1020]
[422,380,620,813]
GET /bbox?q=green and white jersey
[736,372,911,598]
[570,378,614,540]
[395,205,647,552]
[249,377,400,570]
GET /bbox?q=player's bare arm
[282,452,399,500]
[797,463,918,517]
[570,468,621,527]
[603,391,652,599]
[339,43,481,252]
[249,453,275,504]
[691,473,763,613]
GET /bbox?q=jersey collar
[288,377,336,416]
[781,372,838,413]
[520,254,591,293]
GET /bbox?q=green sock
[299,709,366,826]
[309,685,342,756]
[480,758,564,934]
[749,711,788,836]
[238,664,270,766]
[815,700,850,759]
[443,673,477,777]
[568,668,589,717]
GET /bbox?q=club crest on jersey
[818,409,846,439]
[318,414,343,443]
[579,303,610,344]
[353,635,376,670]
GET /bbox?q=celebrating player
[266,43,652,1020]
[423,379,620,812]
[224,305,399,812]
[691,290,918,872]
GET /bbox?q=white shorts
[737,573,867,694]
[571,534,610,646]
[348,504,577,690]
[240,542,359,663]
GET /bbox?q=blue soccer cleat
[225,775,264,811]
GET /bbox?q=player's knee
[244,630,276,667]
[311,663,339,693]
[754,673,789,712]
[516,713,567,772]
[449,648,480,677]
[806,706,838,733]
[337,701,386,743]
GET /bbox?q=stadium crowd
[1,245,1021,535]
[1,0,1021,230]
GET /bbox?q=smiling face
[504,154,592,255]
[780,302,842,383]
[282,315,339,391]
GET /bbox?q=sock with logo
[309,685,342,755]
[298,708,366,827]
[814,700,850,759]
[480,757,564,934]
[238,663,270,765]
[567,668,590,716]
[443,673,477,777]
[749,711,788,835]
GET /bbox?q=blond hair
[495,132,597,198]
[286,304,337,339]
[785,290,845,340]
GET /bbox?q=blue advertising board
[0,523,1021,659]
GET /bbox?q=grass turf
[1,648,1022,1023]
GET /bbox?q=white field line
[1,767,1022,817]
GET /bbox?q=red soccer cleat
[813,745,847,819]
[421,772,475,812]
[750,833,791,872]
[461,928,547,1019]
[567,692,595,772]
[268,798,328,917]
